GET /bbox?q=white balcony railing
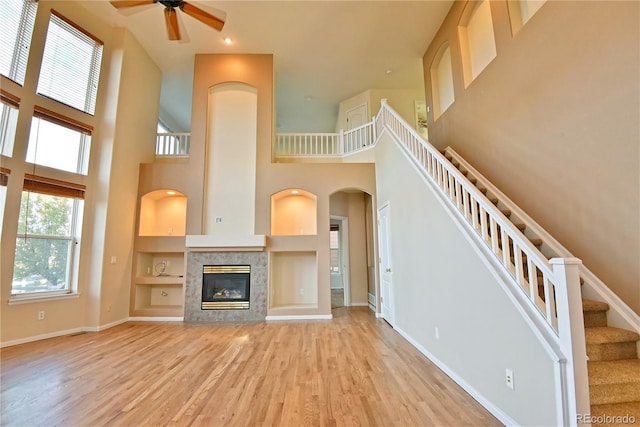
[275,121,376,157]
[156,133,190,156]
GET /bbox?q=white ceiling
[79,1,452,132]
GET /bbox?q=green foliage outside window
[12,192,74,294]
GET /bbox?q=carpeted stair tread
[584,299,611,313]
[588,359,640,385]
[586,327,640,345]
[590,401,640,426]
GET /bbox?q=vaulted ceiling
[79,1,452,132]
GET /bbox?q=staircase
[444,149,640,425]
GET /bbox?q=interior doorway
[330,216,349,308]
[328,190,376,312]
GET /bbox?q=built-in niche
[138,189,187,236]
[270,251,318,309]
[271,189,317,235]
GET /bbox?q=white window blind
[37,11,103,115]
[0,0,37,85]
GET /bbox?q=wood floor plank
[1,307,502,426]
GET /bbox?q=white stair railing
[375,99,589,426]
[444,147,640,336]
[156,132,190,156]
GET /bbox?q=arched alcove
[139,189,187,236]
[271,188,317,235]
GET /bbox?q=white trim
[265,314,333,321]
[394,325,518,427]
[8,292,80,305]
[349,302,369,307]
[84,317,129,332]
[1,327,85,348]
[128,316,184,322]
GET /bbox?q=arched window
[430,43,455,119]
[458,0,497,86]
[508,0,546,35]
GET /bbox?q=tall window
[430,44,455,119]
[37,11,103,114]
[12,176,85,297]
[330,224,341,273]
[459,0,497,86]
[0,92,20,157]
[0,169,9,235]
[27,110,92,175]
[508,0,547,35]
[0,0,37,85]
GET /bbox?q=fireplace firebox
[202,265,250,310]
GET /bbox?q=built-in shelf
[269,251,318,309]
[131,251,185,317]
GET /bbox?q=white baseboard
[266,314,333,321]
[128,317,184,322]
[393,325,517,427]
[349,302,369,307]
[1,327,85,348]
[83,317,129,332]
[375,312,384,318]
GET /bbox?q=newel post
[550,257,590,426]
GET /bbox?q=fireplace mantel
[185,234,266,251]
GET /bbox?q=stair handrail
[376,99,589,425]
[444,147,640,335]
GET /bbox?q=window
[27,109,92,175]
[12,176,85,297]
[459,0,497,86]
[0,168,8,235]
[330,225,340,273]
[0,0,37,85]
[0,92,20,157]
[430,44,455,119]
[37,11,103,114]
[508,0,547,35]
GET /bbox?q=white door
[346,103,368,130]
[378,203,395,325]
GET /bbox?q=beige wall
[423,1,640,313]
[188,54,377,317]
[1,2,161,344]
[375,131,559,426]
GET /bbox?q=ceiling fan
[110,0,225,41]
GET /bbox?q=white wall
[375,132,558,426]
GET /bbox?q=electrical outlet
[38,311,45,320]
[110,256,117,264]
[505,369,515,390]
[299,288,304,295]
[107,304,112,312]
[434,326,440,340]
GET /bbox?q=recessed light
[386,69,392,75]
[167,191,176,196]
[291,190,300,195]
[223,37,232,44]
[305,96,312,101]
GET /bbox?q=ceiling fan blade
[164,8,181,41]
[180,1,225,32]
[110,0,155,8]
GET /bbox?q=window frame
[10,176,85,300]
[0,0,38,86]
[36,10,104,115]
[0,91,20,157]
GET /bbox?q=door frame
[330,215,350,307]
[345,102,369,131]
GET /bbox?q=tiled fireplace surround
[184,251,268,322]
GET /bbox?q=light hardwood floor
[1,307,501,426]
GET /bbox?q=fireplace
[202,265,250,310]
